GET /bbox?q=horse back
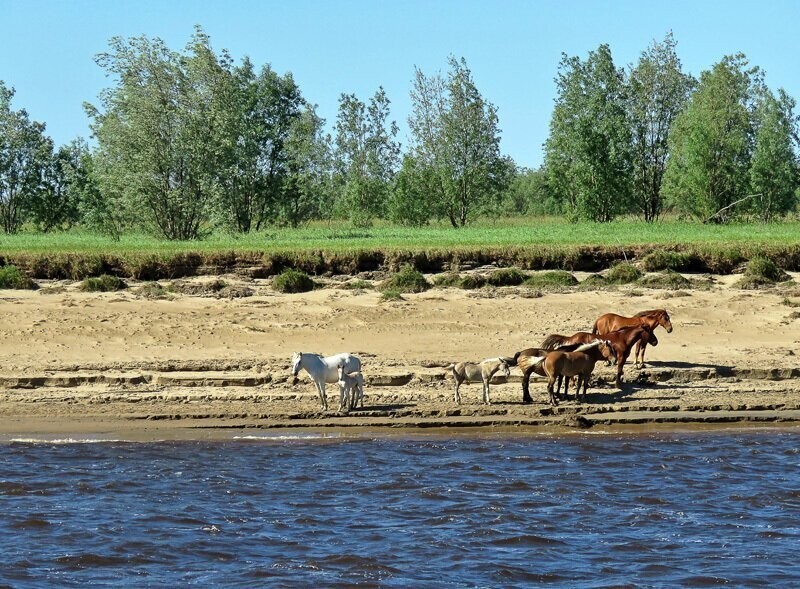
[544,350,593,378]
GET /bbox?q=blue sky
[1,0,798,168]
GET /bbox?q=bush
[638,270,692,290]
[272,269,315,293]
[380,289,404,301]
[80,274,127,292]
[432,272,464,288]
[605,263,642,284]
[459,274,487,289]
[381,264,430,293]
[744,257,790,283]
[0,265,38,290]
[342,279,373,290]
[578,273,609,290]
[487,267,527,287]
[641,250,693,272]
[136,283,171,299]
[523,270,578,290]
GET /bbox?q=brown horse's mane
[634,309,666,319]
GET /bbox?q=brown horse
[512,343,583,404]
[592,309,672,367]
[602,325,658,388]
[543,340,617,405]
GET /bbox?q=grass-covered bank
[1,218,800,279]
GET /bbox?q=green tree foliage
[333,88,400,227]
[545,44,633,222]
[628,33,695,221]
[0,82,52,233]
[663,54,761,222]
[406,56,507,227]
[87,30,228,239]
[749,89,799,220]
[500,166,561,216]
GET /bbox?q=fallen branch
[704,193,761,224]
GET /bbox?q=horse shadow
[350,403,413,413]
[641,360,735,374]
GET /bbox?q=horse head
[499,358,511,377]
[290,352,303,376]
[659,310,673,333]
[600,340,617,364]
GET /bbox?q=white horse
[337,362,365,411]
[291,352,362,411]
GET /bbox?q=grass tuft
[380,288,404,302]
[79,274,127,292]
[381,264,430,293]
[605,262,642,284]
[0,265,38,289]
[638,270,692,290]
[272,269,315,293]
[744,257,790,283]
[487,267,527,287]
[523,270,578,290]
[641,250,693,272]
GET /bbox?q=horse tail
[541,334,566,350]
[500,356,516,366]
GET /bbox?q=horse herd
[291,309,673,412]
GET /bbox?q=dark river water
[2,429,800,587]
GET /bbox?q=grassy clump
[272,268,315,293]
[641,250,693,272]
[523,270,578,290]
[381,264,430,293]
[0,265,38,289]
[638,270,692,290]
[342,279,373,290]
[380,288,404,302]
[79,274,127,292]
[578,273,610,290]
[605,262,642,284]
[432,272,487,289]
[744,257,790,283]
[487,267,527,287]
[136,282,171,299]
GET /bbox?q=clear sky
[1,0,798,168]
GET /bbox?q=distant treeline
[0,29,798,239]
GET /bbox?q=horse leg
[639,341,648,368]
[483,380,491,405]
[317,382,328,411]
[562,375,569,402]
[522,368,533,404]
[547,376,558,406]
[454,381,461,405]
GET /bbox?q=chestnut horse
[541,327,657,389]
[543,340,617,405]
[512,343,582,404]
[592,309,672,367]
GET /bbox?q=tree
[0,81,52,233]
[333,87,400,227]
[28,140,86,232]
[663,54,761,221]
[544,44,633,222]
[628,32,695,221]
[87,29,227,239]
[407,56,507,227]
[749,89,799,220]
[500,166,561,216]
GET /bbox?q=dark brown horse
[592,309,672,367]
[543,341,617,405]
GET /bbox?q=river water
[2,429,800,587]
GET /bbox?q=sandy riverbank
[1,271,799,438]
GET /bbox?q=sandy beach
[2,271,800,439]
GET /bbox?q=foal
[451,357,511,405]
[337,362,365,411]
[543,340,617,405]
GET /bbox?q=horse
[291,352,362,411]
[450,357,511,405]
[337,362,365,411]
[601,325,658,388]
[592,309,672,367]
[540,332,596,351]
[511,342,585,404]
[543,340,617,405]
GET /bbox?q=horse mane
[574,340,602,352]
[634,309,665,319]
[541,334,568,350]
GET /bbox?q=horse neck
[639,315,660,330]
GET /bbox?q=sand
[1,271,800,439]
